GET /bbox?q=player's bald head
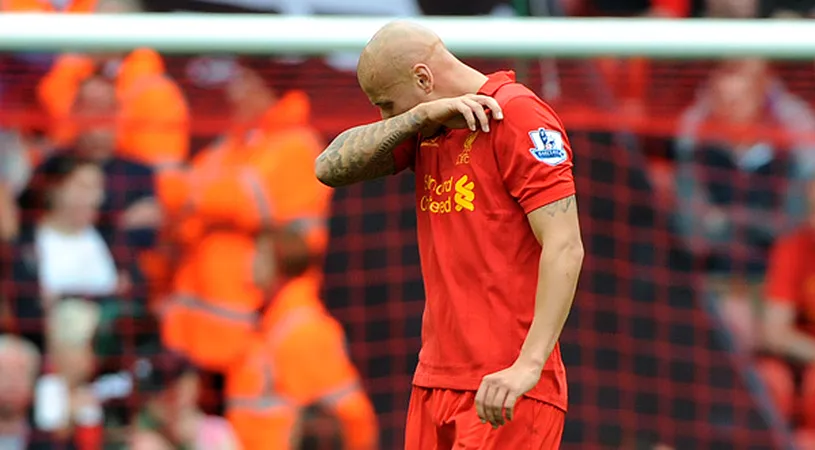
[357,21,460,117]
[358,21,442,87]
[364,20,440,51]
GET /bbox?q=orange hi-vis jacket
[1,0,96,12]
[38,48,190,167]
[158,92,331,370]
[157,90,329,251]
[161,230,265,372]
[225,276,378,450]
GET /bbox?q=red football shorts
[404,386,564,450]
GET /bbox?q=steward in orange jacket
[163,227,378,450]
[148,62,327,307]
[158,61,330,370]
[38,48,190,167]
[158,87,328,252]
[227,274,379,450]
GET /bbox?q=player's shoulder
[492,81,537,103]
[492,82,559,120]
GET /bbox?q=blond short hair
[47,299,101,348]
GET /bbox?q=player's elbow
[546,234,584,267]
[565,239,585,267]
[314,155,342,188]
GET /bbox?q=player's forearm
[315,109,424,187]
[515,240,584,370]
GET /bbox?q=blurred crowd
[0,0,815,449]
[0,1,381,449]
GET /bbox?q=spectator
[37,0,190,168]
[0,129,33,243]
[758,177,815,438]
[0,0,98,109]
[157,56,333,426]
[0,131,29,331]
[130,350,238,450]
[34,0,190,312]
[8,155,124,350]
[0,334,41,450]
[674,59,815,293]
[158,59,379,450]
[22,75,160,262]
[44,299,100,398]
[158,58,331,368]
[225,236,378,450]
[33,298,102,450]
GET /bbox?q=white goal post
[0,14,814,58]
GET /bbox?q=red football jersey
[766,226,815,337]
[393,71,575,412]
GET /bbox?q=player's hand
[414,94,503,136]
[475,362,541,428]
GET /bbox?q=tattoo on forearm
[541,195,576,217]
[315,110,423,186]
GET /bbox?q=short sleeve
[765,233,802,304]
[495,96,576,214]
[392,136,419,174]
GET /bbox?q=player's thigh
[405,387,456,450]
[455,396,564,450]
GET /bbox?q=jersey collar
[430,71,516,139]
[478,71,516,96]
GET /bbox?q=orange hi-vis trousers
[226,278,378,450]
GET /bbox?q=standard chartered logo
[421,174,475,214]
[454,175,474,211]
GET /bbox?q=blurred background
[1,1,815,450]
